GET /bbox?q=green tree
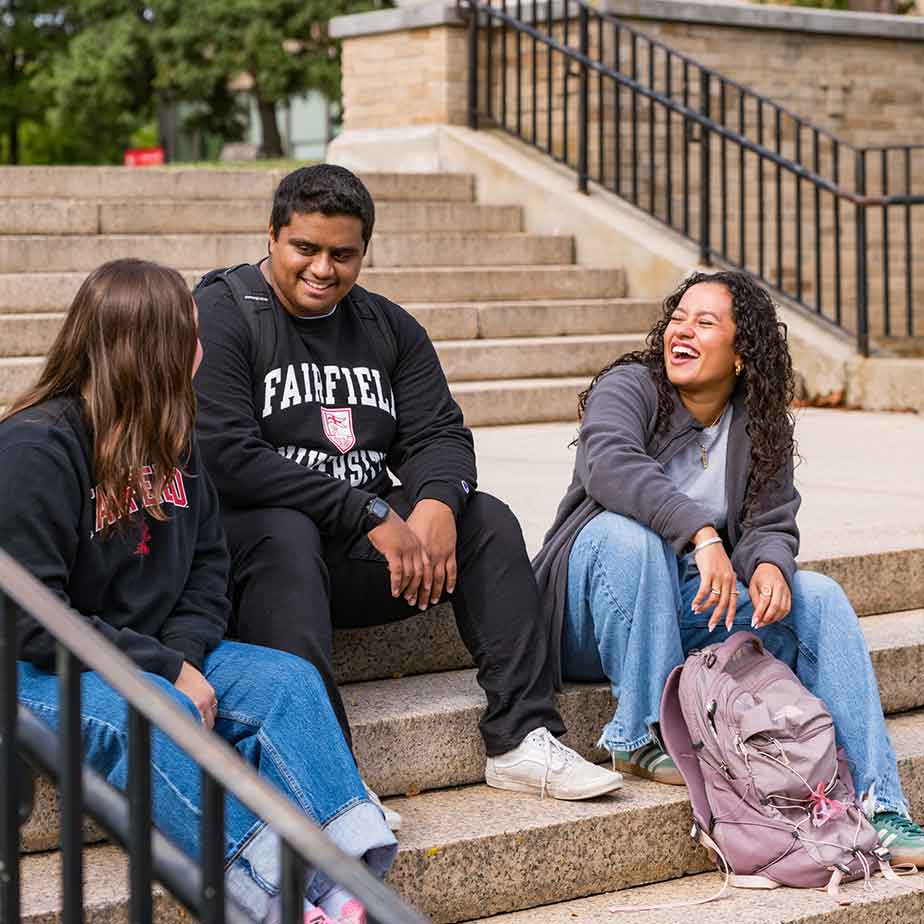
[0,0,74,163]
[32,1,156,163]
[149,0,377,158]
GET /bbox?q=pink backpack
[658,633,901,904]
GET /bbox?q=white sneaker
[485,727,623,801]
[363,781,402,832]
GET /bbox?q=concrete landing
[472,408,924,559]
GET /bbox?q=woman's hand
[690,528,740,632]
[175,661,218,728]
[749,563,791,628]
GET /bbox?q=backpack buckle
[873,844,892,863]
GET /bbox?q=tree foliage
[148,0,378,157]
[2,0,380,164]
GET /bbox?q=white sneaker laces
[527,728,580,799]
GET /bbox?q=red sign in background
[124,147,165,167]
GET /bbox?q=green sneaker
[872,812,924,866]
[609,741,684,786]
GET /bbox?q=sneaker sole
[884,847,924,867]
[611,758,685,787]
[484,768,622,801]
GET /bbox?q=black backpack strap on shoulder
[348,284,399,377]
[195,263,277,376]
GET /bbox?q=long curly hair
[578,270,796,519]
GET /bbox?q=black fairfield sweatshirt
[193,272,477,545]
[0,397,230,681]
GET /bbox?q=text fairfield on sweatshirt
[193,270,478,545]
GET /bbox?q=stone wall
[331,0,924,338]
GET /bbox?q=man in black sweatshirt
[193,165,622,824]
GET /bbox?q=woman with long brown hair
[533,270,924,864]
[1,259,395,923]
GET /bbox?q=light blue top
[664,404,733,576]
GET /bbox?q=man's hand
[749,563,792,629]
[690,527,740,632]
[175,662,218,729]
[368,509,431,604]
[407,499,458,609]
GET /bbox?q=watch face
[370,498,390,520]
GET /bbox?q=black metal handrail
[462,0,924,355]
[0,547,428,924]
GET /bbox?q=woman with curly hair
[533,270,924,863]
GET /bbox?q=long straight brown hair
[2,258,198,528]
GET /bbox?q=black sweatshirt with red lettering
[0,397,230,681]
[193,273,477,546]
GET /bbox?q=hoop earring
[734,359,743,377]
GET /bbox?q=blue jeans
[563,512,908,817]
[18,640,397,919]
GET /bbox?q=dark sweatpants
[221,488,566,756]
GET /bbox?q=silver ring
[760,588,772,597]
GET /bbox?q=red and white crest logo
[320,407,356,454]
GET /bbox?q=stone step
[328,569,924,689]
[361,267,627,305]
[417,298,660,339]
[0,199,520,236]
[98,200,519,235]
[435,335,644,382]
[0,313,64,357]
[0,200,101,235]
[0,364,586,411]
[451,376,588,426]
[0,267,627,314]
[20,710,924,924]
[0,300,658,358]
[19,607,924,856]
[369,233,572,268]
[471,869,924,924]
[0,231,570,273]
[0,168,475,203]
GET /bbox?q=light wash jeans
[563,511,909,817]
[17,640,397,919]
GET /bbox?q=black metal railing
[462,0,924,355]
[0,547,428,924]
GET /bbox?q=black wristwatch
[362,497,391,533]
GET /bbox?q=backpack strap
[659,664,714,834]
[194,263,277,377]
[348,284,399,377]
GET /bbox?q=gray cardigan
[532,363,800,688]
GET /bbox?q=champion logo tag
[244,295,269,302]
[320,407,357,454]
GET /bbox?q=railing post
[577,3,589,194]
[468,1,479,130]
[855,149,870,357]
[699,69,712,265]
[0,591,21,924]
[58,646,85,924]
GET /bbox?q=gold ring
[731,590,740,596]
[710,589,721,596]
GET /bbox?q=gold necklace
[699,408,726,470]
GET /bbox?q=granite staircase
[0,166,660,426]
[16,543,924,923]
[6,168,924,924]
